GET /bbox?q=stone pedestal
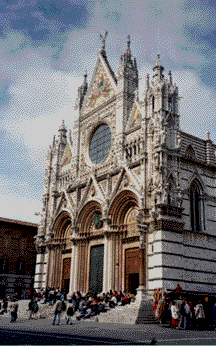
[136,286,152,303]
[135,286,155,324]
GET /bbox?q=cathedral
[34,35,216,298]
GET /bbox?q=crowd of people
[2,284,216,330]
[153,285,216,330]
[0,288,135,325]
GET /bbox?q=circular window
[89,124,111,164]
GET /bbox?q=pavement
[1,313,216,345]
[1,300,216,344]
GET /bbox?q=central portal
[89,245,104,295]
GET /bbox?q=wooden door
[61,258,71,294]
[125,247,140,294]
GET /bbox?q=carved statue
[177,130,182,148]
[99,31,108,50]
[160,128,167,144]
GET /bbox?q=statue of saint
[99,31,108,50]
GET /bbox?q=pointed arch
[108,189,139,226]
[190,178,203,232]
[77,200,103,234]
[185,145,196,160]
[52,211,72,241]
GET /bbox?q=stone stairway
[97,301,139,324]
[1,299,157,325]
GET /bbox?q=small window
[16,260,25,275]
[0,258,9,274]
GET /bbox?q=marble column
[103,218,114,293]
[69,241,79,294]
[136,222,149,302]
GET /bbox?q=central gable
[82,54,117,114]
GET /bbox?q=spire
[84,69,87,84]
[82,69,88,94]
[146,73,150,89]
[153,54,164,81]
[58,120,67,148]
[168,71,172,85]
[126,34,131,55]
[59,119,67,132]
[52,135,56,148]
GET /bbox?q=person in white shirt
[170,301,179,329]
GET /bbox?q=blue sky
[1,0,216,223]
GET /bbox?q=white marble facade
[34,36,216,296]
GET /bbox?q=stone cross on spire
[99,31,108,51]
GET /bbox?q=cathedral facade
[35,36,216,297]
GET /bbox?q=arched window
[0,258,9,274]
[190,180,202,232]
[16,259,25,275]
[185,145,196,160]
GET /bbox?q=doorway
[125,247,140,294]
[61,258,71,294]
[89,245,104,295]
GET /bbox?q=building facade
[0,217,37,298]
[35,36,216,297]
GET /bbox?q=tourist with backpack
[66,300,74,325]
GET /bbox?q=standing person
[52,298,63,325]
[10,298,18,323]
[2,297,8,314]
[177,298,186,329]
[184,300,192,329]
[203,296,214,330]
[170,301,179,329]
[31,299,39,319]
[194,300,205,330]
[66,299,74,325]
[28,298,34,319]
[212,299,216,329]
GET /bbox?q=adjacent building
[35,36,216,297]
[0,217,37,298]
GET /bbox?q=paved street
[1,316,216,345]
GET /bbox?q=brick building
[0,217,37,298]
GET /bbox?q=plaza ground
[1,315,216,345]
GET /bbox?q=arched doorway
[77,200,104,294]
[109,189,141,293]
[49,212,72,292]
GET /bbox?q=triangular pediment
[54,190,75,217]
[61,143,72,167]
[126,102,142,131]
[80,175,105,207]
[82,53,117,114]
[111,165,141,199]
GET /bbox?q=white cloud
[173,70,216,142]
[0,191,42,224]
